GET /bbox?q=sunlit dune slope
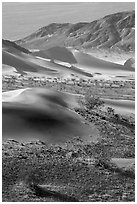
[72,50,134,72]
[2,88,99,144]
[101,98,135,115]
[2,64,19,75]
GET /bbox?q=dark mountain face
[15,10,135,52]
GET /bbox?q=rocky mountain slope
[15,10,135,52]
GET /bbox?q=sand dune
[32,57,92,77]
[2,64,20,76]
[3,41,135,79]
[33,47,134,77]
[101,98,135,115]
[33,46,127,70]
[2,50,59,75]
[33,46,77,64]
[2,43,93,77]
[72,50,135,75]
[2,88,99,144]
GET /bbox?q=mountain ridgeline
[15,10,135,52]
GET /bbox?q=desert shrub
[94,140,110,161]
[114,113,120,120]
[123,150,135,158]
[107,107,115,115]
[85,95,104,110]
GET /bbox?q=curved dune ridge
[101,98,135,115]
[2,88,99,144]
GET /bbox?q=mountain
[15,10,135,52]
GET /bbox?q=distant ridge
[15,10,135,52]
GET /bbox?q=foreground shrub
[85,95,104,109]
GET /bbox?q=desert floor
[2,75,135,202]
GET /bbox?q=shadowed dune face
[2,39,31,54]
[33,46,77,64]
[2,88,99,144]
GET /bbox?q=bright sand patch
[101,98,135,115]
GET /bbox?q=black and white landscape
[2,2,135,202]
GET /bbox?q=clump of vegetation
[85,95,104,109]
[107,107,115,115]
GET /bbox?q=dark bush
[85,95,104,109]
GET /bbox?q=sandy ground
[2,43,135,201]
[101,98,135,115]
[2,82,135,202]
